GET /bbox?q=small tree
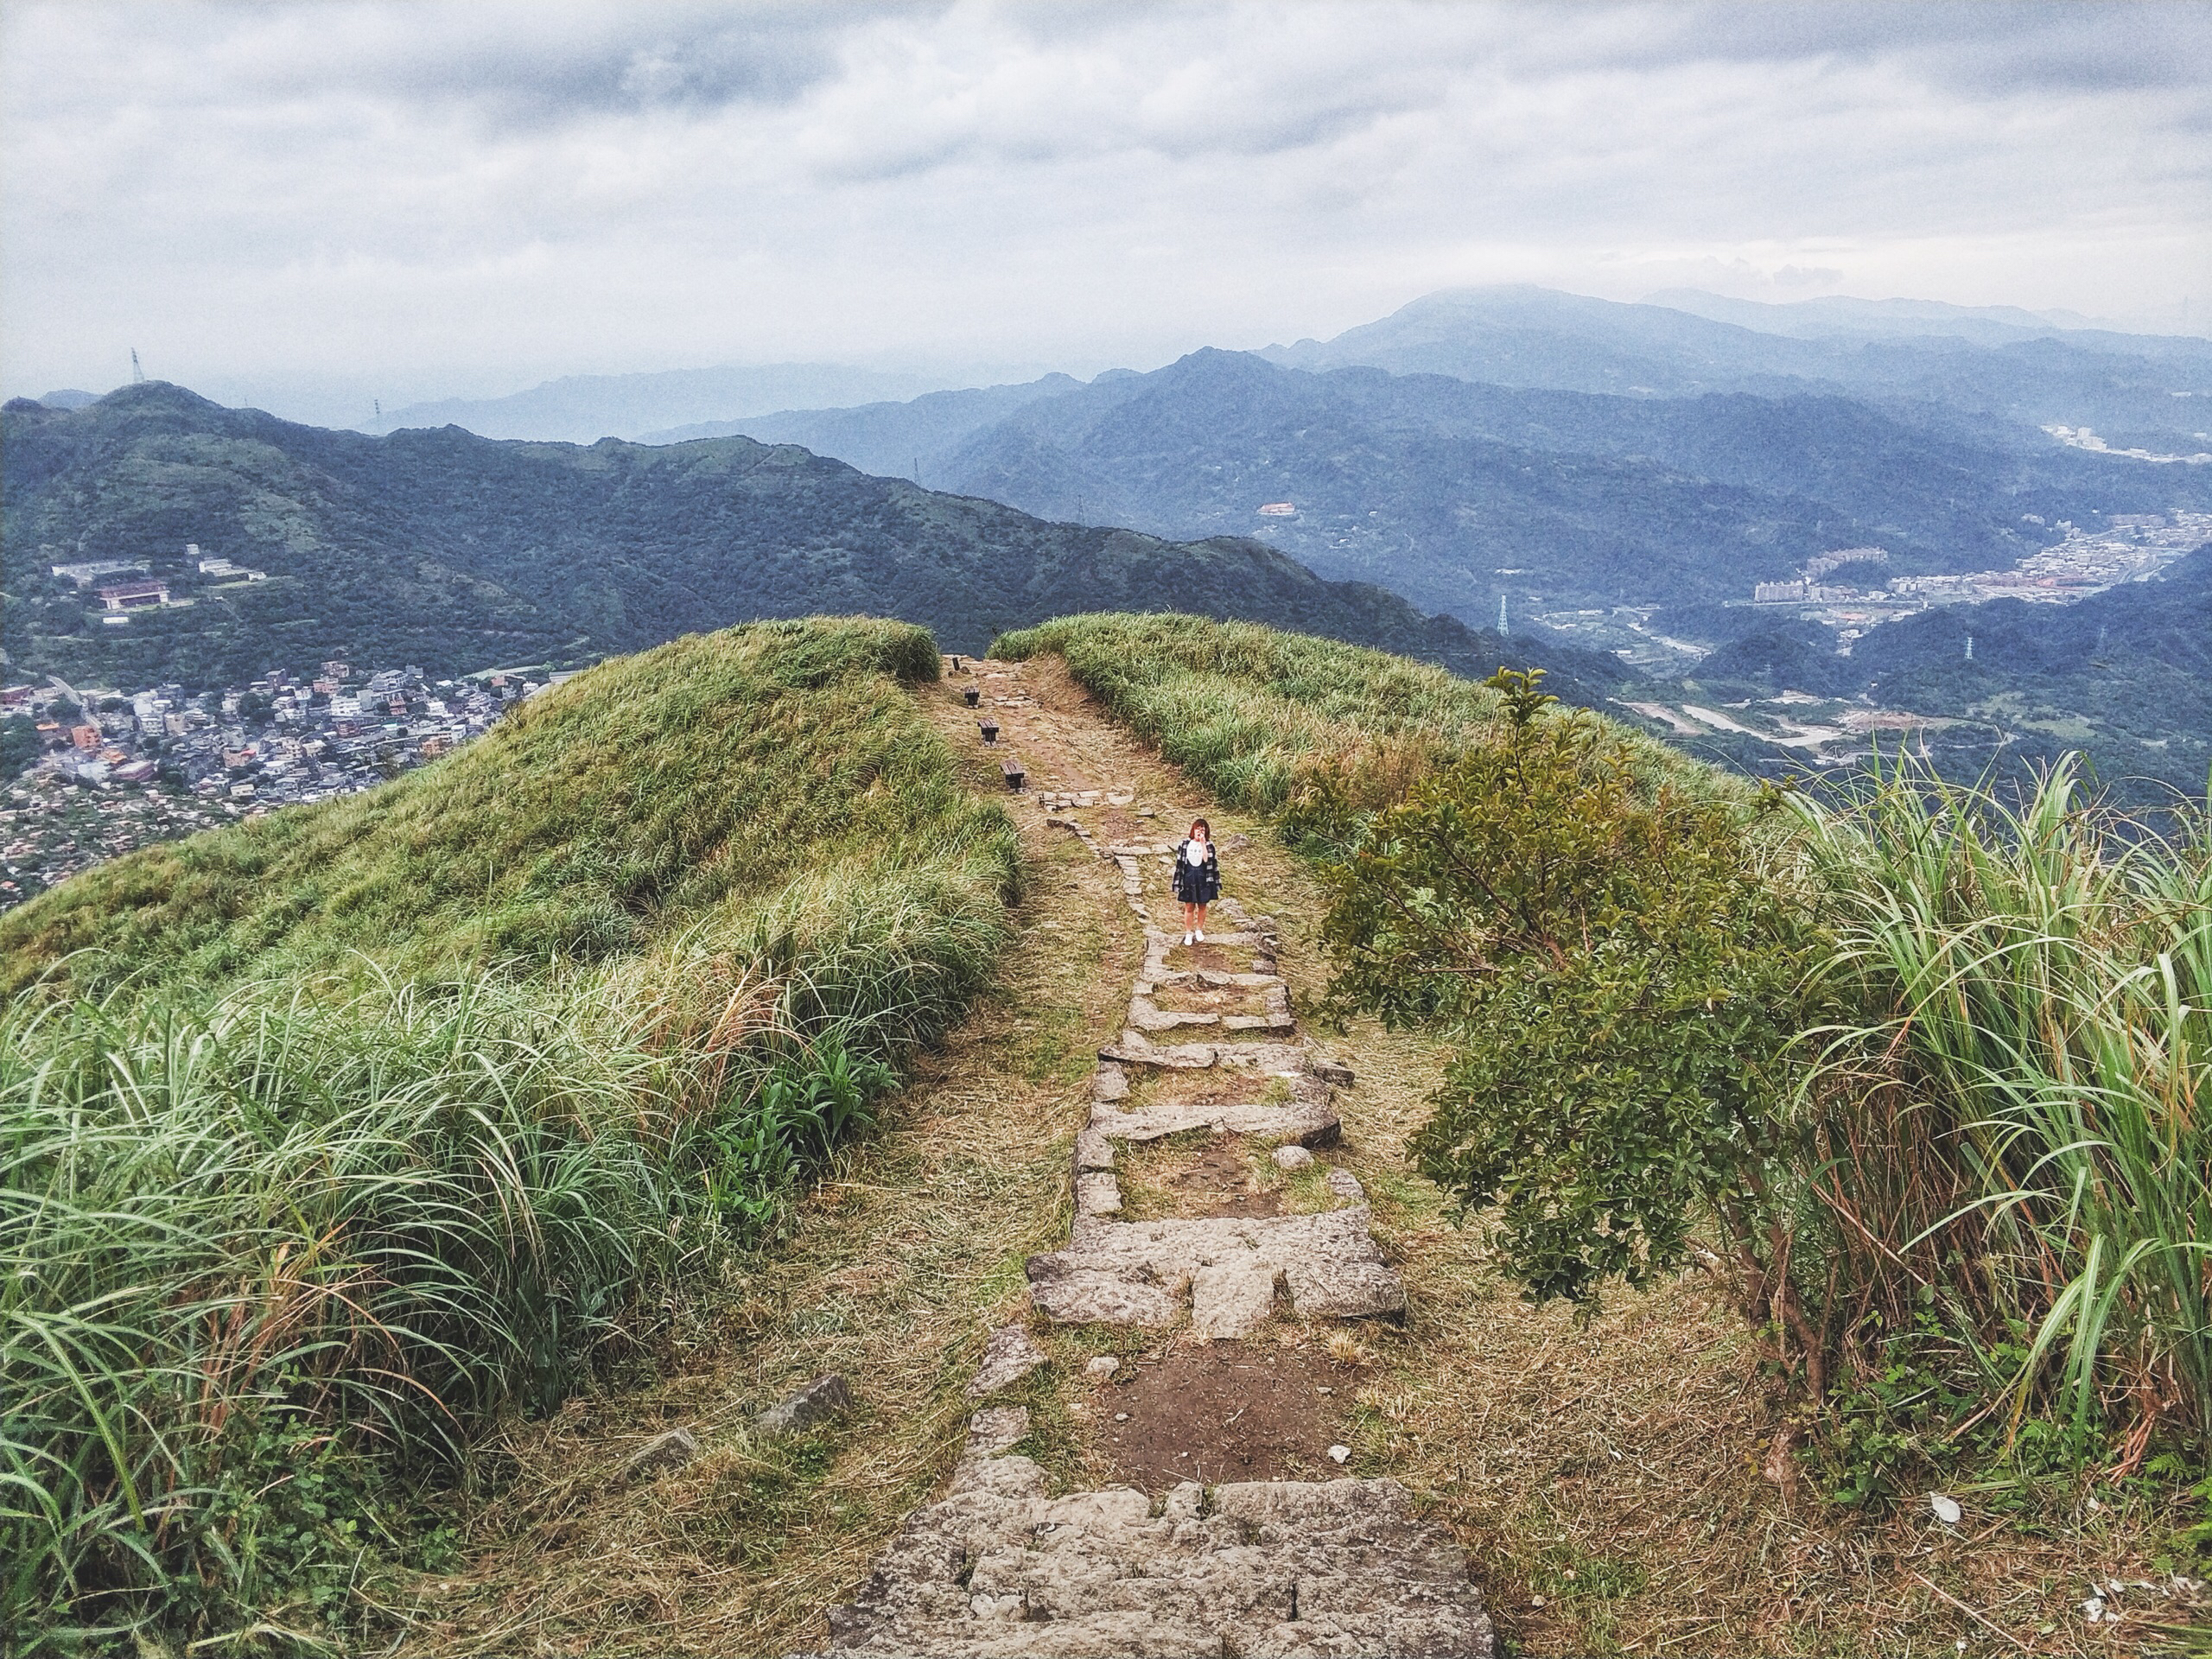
[1306,671,1833,1381]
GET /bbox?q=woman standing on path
[1173,817,1220,946]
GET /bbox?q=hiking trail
[802,657,1493,1657]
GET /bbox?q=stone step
[1088,1089,1338,1147]
[809,1433,1492,1657]
[1102,1037,1310,1072]
[1027,1208,1407,1332]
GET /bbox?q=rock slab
[810,1463,1493,1656]
[966,1324,1048,1400]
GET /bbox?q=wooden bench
[979,719,1000,744]
[1001,760,1026,791]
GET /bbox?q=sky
[4,0,2209,423]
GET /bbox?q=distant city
[1745,510,2212,645]
[2,645,572,911]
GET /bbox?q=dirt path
[804,658,1492,1655]
[392,656,2177,1659]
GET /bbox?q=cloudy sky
[4,0,2207,422]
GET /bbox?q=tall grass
[1,618,1022,1648]
[995,611,1726,817]
[1796,758,2211,1454]
[3,972,693,1645]
[1006,617,2210,1469]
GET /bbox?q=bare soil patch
[1163,940,1250,974]
[1090,1339,1362,1493]
[1117,1134,1282,1220]
[1120,1065,1287,1112]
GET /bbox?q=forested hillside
[1693,547,2212,797]
[695,345,2211,625]
[0,384,1621,701]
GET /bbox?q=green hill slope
[1,617,1020,1647]
[0,383,1623,705]
[0,617,1012,995]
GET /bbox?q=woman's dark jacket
[1172,838,1221,905]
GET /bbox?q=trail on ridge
[804,655,1493,1657]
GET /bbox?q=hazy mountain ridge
[913,348,2211,623]
[0,383,1624,704]
[367,363,940,444]
[642,373,1088,472]
[1260,287,2212,442]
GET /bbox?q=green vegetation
[1007,613,2209,1500]
[1,618,1019,1650]
[1305,670,1827,1312]
[2,383,1614,701]
[995,611,1691,813]
[1796,758,2210,1460]
[0,617,1001,993]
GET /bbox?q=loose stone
[754,1373,854,1438]
[966,1323,1049,1400]
[620,1427,698,1482]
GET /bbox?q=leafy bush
[1305,671,1829,1324]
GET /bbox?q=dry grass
[375,655,2203,1659]
[373,682,1143,1657]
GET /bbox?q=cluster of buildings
[2044,426,2212,467]
[1885,512,2212,607]
[49,543,270,626]
[1749,512,2212,627]
[2,659,563,912]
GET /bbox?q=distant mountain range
[1259,288,2212,448]
[364,364,941,444]
[0,383,1622,705]
[678,344,2211,626]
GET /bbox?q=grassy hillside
[993,611,1719,813]
[1004,614,2210,1516]
[0,382,1623,702]
[0,618,1004,995]
[1,618,1021,1649]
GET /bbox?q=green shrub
[1306,671,1829,1316]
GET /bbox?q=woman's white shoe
[1195,928,1205,942]
[1183,931,1193,946]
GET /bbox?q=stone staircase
[804,663,1491,1657]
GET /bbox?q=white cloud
[4,0,2206,420]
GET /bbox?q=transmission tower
[130,348,145,385]
[1497,594,1509,636]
